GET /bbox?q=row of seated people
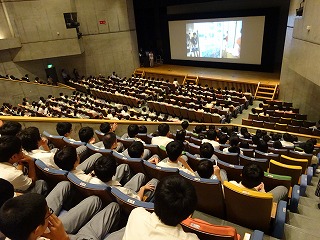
[71,74,250,120]
[244,114,320,136]
[0,120,269,239]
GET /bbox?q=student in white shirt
[151,123,173,147]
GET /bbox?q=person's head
[219,134,228,144]
[158,123,170,136]
[194,125,202,134]
[166,141,184,161]
[56,122,72,137]
[181,121,189,130]
[243,132,251,139]
[127,124,139,138]
[197,159,214,178]
[206,129,217,141]
[17,127,41,152]
[273,140,283,149]
[241,163,264,189]
[221,126,228,134]
[239,141,249,149]
[78,126,94,143]
[54,146,78,171]
[154,176,197,226]
[102,132,117,150]
[93,155,117,182]
[251,108,256,114]
[128,141,144,158]
[175,130,186,142]
[252,135,260,145]
[99,122,111,134]
[139,125,147,134]
[304,141,314,154]
[0,193,49,240]
[257,139,268,153]
[240,127,248,136]
[262,134,271,143]
[283,133,293,142]
[229,134,240,147]
[0,135,23,163]
[0,121,22,136]
[0,179,14,208]
[200,142,214,159]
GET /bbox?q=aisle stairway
[254,82,278,101]
[283,173,320,240]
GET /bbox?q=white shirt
[157,160,194,176]
[122,207,199,240]
[280,141,294,147]
[151,136,173,147]
[27,149,58,169]
[0,162,32,191]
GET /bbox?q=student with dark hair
[157,141,194,176]
[0,193,121,240]
[239,141,250,149]
[229,163,288,202]
[98,122,123,152]
[218,134,228,144]
[138,125,147,134]
[303,140,318,166]
[17,127,57,168]
[281,133,294,147]
[196,159,227,182]
[0,135,47,194]
[196,142,218,162]
[122,175,199,239]
[151,123,173,147]
[0,121,22,136]
[93,155,158,201]
[78,126,95,144]
[102,132,117,150]
[256,139,268,153]
[181,120,189,130]
[273,140,283,149]
[223,134,242,154]
[0,179,14,208]
[56,122,72,137]
[202,129,219,149]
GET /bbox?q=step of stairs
[284,224,319,240]
[297,204,320,220]
[305,186,318,200]
[287,212,320,231]
[299,196,319,209]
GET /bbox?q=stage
[135,64,280,86]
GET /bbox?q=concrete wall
[0,0,139,82]
[280,0,320,121]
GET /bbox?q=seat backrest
[190,137,202,146]
[185,152,201,171]
[214,149,239,165]
[223,181,273,232]
[42,131,66,149]
[287,150,313,166]
[86,143,113,157]
[263,172,291,193]
[35,159,68,189]
[241,148,254,157]
[268,160,302,186]
[95,130,105,141]
[142,161,179,180]
[63,138,86,148]
[279,155,308,173]
[217,160,243,182]
[239,155,268,172]
[112,152,146,176]
[181,217,240,240]
[254,150,280,162]
[263,121,275,130]
[111,187,154,216]
[268,147,288,155]
[136,134,153,144]
[179,171,225,218]
[242,119,252,126]
[67,172,115,204]
[117,138,134,149]
[144,144,159,156]
[188,142,201,155]
[158,146,168,160]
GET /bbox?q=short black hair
[54,146,77,171]
[0,179,14,208]
[206,129,217,140]
[0,193,47,240]
[181,121,189,130]
[17,127,41,152]
[229,134,240,147]
[242,163,264,189]
[158,123,170,136]
[78,127,94,143]
[128,141,144,158]
[138,125,147,134]
[257,139,268,153]
[304,141,314,154]
[219,134,228,144]
[197,160,213,178]
[56,122,72,136]
[93,155,117,182]
[175,130,186,142]
[194,125,202,134]
[166,141,183,161]
[100,122,111,133]
[0,121,22,136]
[0,135,22,162]
[127,124,139,138]
[200,142,214,158]
[239,141,249,149]
[154,176,197,226]
[102,132,117,149]
[283,133,293,142]
[273,140,283,149]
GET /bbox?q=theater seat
[142,161,179,181]
[181,217,241,240]
[42,131,66,149]
[268,160,302,186]
[111,187,154,216]
[279,155,308,173]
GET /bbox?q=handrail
[254,82,261,99]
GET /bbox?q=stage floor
[136,64,280,85]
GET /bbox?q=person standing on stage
[149,51,154,67]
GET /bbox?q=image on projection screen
[186,21,242,59]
